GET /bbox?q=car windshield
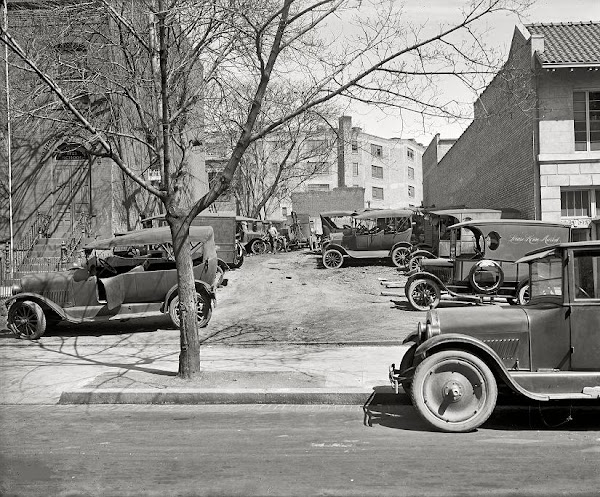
[530,255,563,299]
[573,249,600,300]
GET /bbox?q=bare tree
[1,0,532,377]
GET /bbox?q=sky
[345,0,600,146]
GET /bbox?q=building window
[407,147,415,160]
[307,161,330,175]
[408,166,414,180]
[352,162,359,176]
[282,207,288,217]
[561,189,590,217]
[371,144,383,157]
[408,185,415,198]
[573,91,600,151]
[372,187,384,200]
[306,139,328,154]
[307,183,330,192]
[371,165,383,179]
[351,139,358,153]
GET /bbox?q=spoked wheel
[322,248,344,269]
[406,278,441,311]
[8,301,47,340]
[250,239,267,255]
[411,350,498,432]
[391,246,411,269]
[169,292,212,328]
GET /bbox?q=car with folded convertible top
[5,226,218,339]
[390,240,600,432]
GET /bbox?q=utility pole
[1,0,14,277]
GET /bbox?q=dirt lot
[0,249,428,344]
[206,249,426,344]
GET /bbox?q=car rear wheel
[322,248,344,269]
[391,246,411,269]
[169,292,212,329]
[407,278,441,311]
[250,238,267,255]
[8,301,47,340]
[411,350,498,433]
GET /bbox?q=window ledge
[539,152,600,164]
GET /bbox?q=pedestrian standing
[268,223,279,253]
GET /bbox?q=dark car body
[390,241,600,432]
[405,220,570,310]
[322,208,414,269]
[6,226,218,339]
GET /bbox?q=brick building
[423,22,600,241]
[1,1,207,259]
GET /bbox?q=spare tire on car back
[468,260,504,294]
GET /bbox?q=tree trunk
[168,215,201,378]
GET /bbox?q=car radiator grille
[483,338,520,360]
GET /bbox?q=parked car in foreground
[6,226,218,339]
[322,209,415,269]
[405,220,570,310]
[390,240,600,432]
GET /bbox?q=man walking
[268,223,279,253]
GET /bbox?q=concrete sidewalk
[0,338,411,406]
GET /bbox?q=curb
[59,388,412,406]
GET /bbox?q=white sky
[345,0,600,146]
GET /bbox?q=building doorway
[52,143,91,237]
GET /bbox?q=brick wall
[423,28,538,219]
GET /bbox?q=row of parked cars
[318,207,599,432]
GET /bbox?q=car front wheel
[322,248,344,269]
[169,292,212,328]
[516,282,530,305]
[8,300,47,340]
[411,350,498,433]
[406,278,441,311]
[250,239,267,255]
[391,246,411,269]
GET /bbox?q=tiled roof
[526,22,600,66]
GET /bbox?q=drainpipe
[2,1,14,276]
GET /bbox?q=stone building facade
[423,22,600,241]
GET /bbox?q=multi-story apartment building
[301,115,424,211]
[206,115,424,220]
[423,22,600,241]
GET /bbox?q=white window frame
[372,186,384,200]
[573,90,600,152]
[371,165,383,179]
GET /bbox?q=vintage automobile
[319,210,359,247]
[237,217,268,255]
[407,208,518,271]
[405,219,570,310]
[390,240,600,432]
[321,208,414,269]
[5,226,218,339]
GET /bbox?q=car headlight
[11,282,23,295]
[417,311,441,343]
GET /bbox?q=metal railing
[12,212,51,272]
[63,212,92,260]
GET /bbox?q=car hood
[433,305,529,336]
[19,268,86,293]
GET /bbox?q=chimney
[337,116,352,187]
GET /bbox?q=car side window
[573,251,599,300]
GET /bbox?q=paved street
[1,404,599,497]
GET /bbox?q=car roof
[320,210,358,217]
[430,208,502,216]
[84,226,214,249]
[354,208,413,220]
[449,219,567,230]
[516,240,600,263]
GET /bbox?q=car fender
[322,243,347,256]
[388,241,412,256]
[217,259,230,271]
[5,293,72,322]
[162,280,216,313]
[413,333,550,401]
[405,271,448,294]
[410,249,436,260]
